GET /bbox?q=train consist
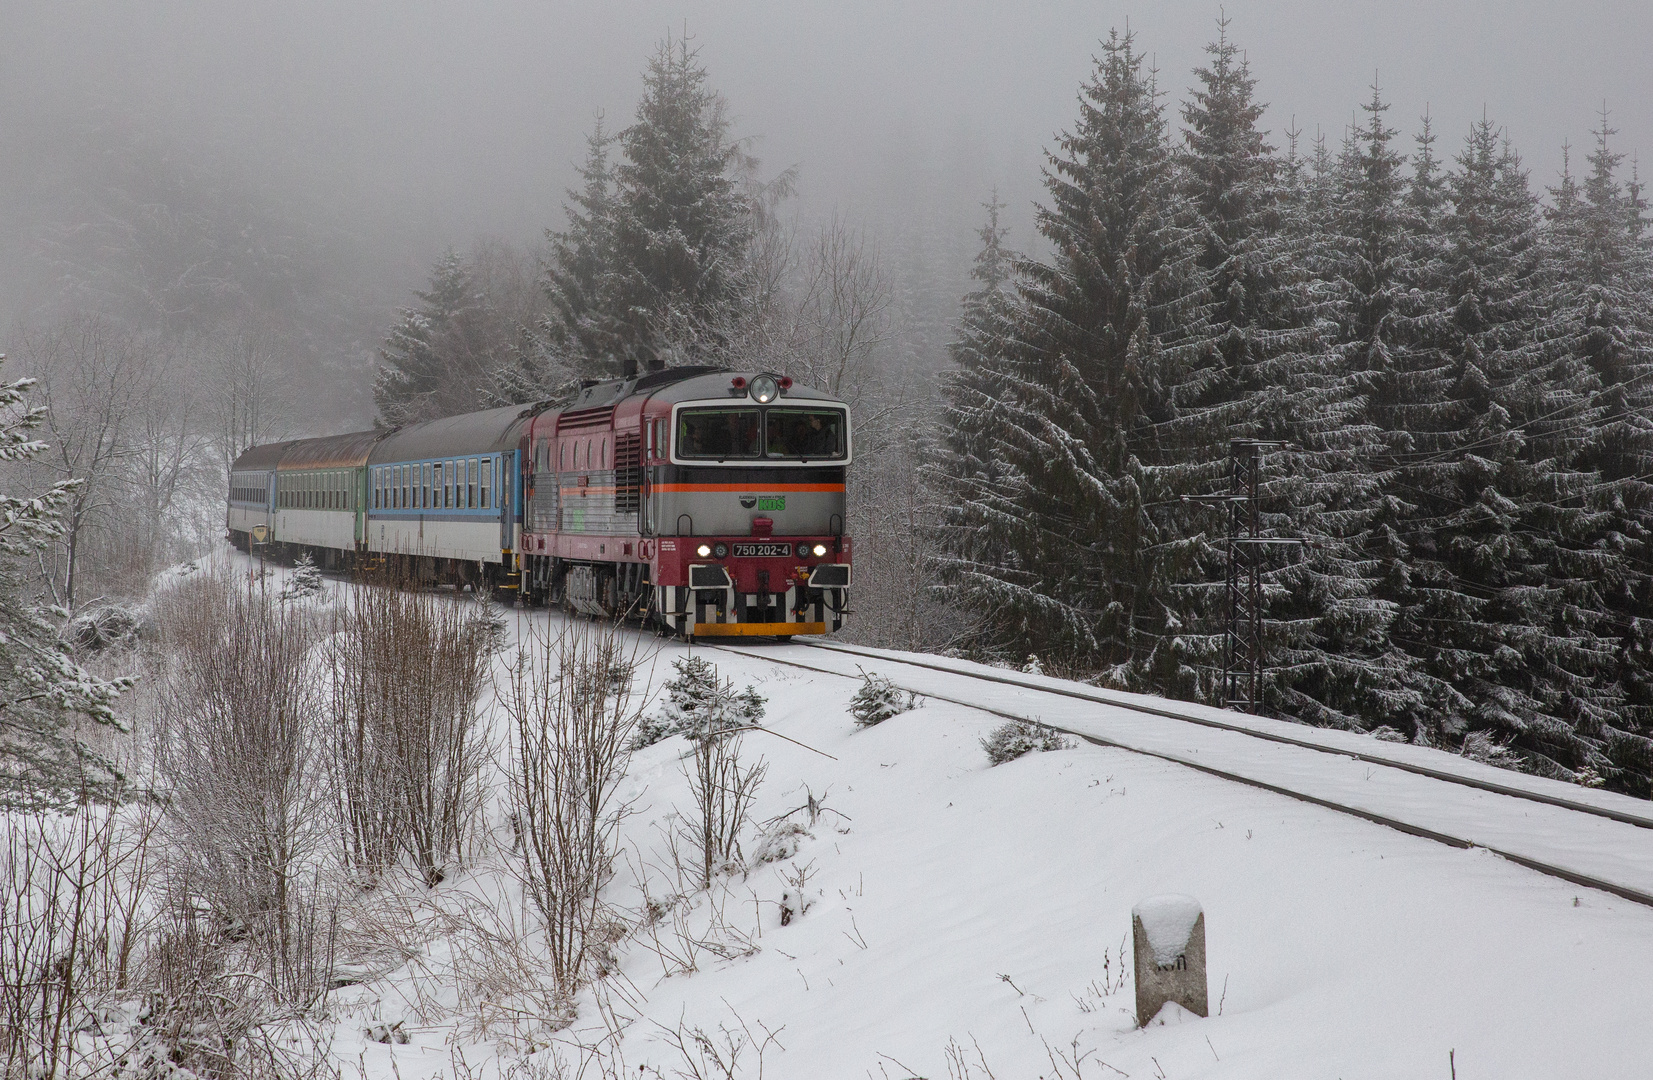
[227,367,852,638]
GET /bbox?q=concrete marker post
[1133,894,1208,1025]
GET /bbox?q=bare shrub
[502,619,643,1004]
[150,568,336,1009]
[0,805,153,1080]
[652,1007,784,1080]
[328,584,492,886]
[682,727,766,891]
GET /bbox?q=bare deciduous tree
[17,316,142,608]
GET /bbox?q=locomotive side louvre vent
[614,432,642,513]
[557,406,616,433]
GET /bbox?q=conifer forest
[8,8,1653,1079]
[2,11,1651,808]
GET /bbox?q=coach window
[480,458,491,508]
[421,463,430,509]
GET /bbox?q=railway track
[702,637,1653,911]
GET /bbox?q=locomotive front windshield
[677,408,762,459]
[676,406,847,461]
[764,408,845,460]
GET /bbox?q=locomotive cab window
[765,408,847,460]
[676,408,761,460]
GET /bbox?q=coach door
[499,452,514,551]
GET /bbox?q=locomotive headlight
[713,542,729,559]
[696,543,712,557]
[812,543,828,557]
[749,375,779,404]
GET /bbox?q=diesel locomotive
[227,367,853,638]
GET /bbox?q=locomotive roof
[555,369,845,411]
[646,371,842,405]
[230,440,298,472]
[369,402,539,464]
[276,429,384,470]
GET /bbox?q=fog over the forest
[4,0,1649,426]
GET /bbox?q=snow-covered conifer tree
[937,29,1207,685]
[531,123,620,388]
[605,36,760,376]
[374,251,481,428]
[0,365,130,806]
[1169,19,1322,700]
[1542,112,1653,790]
[932,191,1023,646]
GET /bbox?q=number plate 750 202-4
[731,542,792,557]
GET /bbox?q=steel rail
[795,640,1653,832]
[705,641,1653,910]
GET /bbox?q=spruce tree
[1172,19,1325,703]
[1265,88,1425,730]
[0,365,129,806]
[939,30,1207,685]
[933,191,1022,639]
[1544,112,1653,790]
[532,123,620,388]
[374,251,491,428]
[606,37,758,376]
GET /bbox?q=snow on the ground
[723,640,1653,900]
[311,597,1653,1080]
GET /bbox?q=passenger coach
[225,367,853,638]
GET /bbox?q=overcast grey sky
[5,0,1650,276]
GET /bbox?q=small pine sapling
[981,719,1072,765]
[633,655,765,748]
[281,553,325,601]
[848,670,917,727]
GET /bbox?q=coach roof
[230,440,298,472]
[275,430,383,470]
[369,403,540,465]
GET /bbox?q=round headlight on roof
[750,375,779,404]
